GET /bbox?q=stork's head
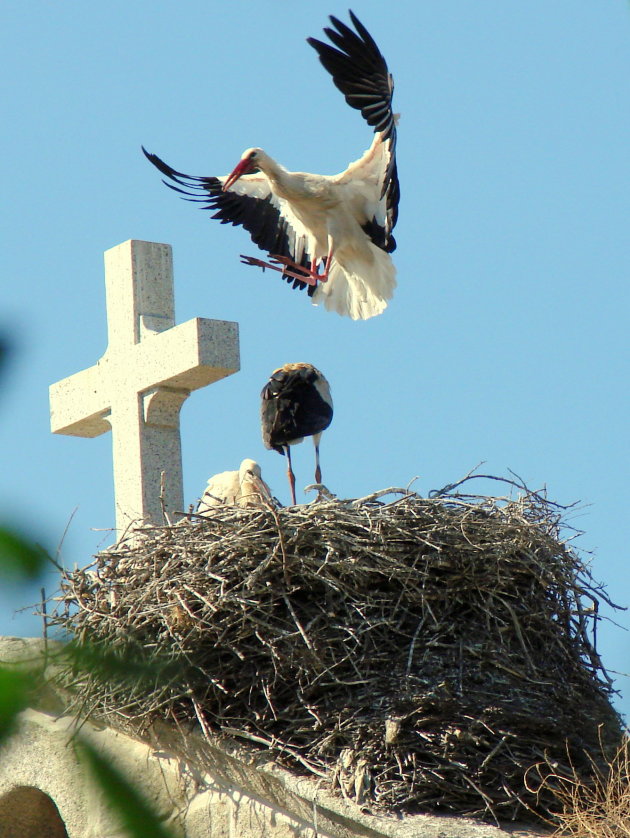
[238,458,273,504]
[239,458,262,482]
[222,148,263,191]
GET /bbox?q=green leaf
[76,739,176,838]
[0,526,48,579]
[66,640,185,687]
[0,667,30,742]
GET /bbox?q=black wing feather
[307,11,395,139]
[307,12,399,251]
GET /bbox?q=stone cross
[49,239,240,537]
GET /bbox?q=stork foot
[240,255,274,272]
[240,254,329,285]
[268,254,330,284]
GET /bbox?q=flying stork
[260,363,333,505]
[197,459,273,513]
[142,11,399,321]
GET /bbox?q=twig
[159,470,173,526]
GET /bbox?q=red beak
[222,158,252,192]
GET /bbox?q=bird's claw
[240,255,268,272]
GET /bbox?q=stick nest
[51,481,622,825]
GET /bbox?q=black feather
[307,12,399,251]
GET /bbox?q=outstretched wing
[308,11,399,252]
[142,148,316,295]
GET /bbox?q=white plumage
[143,11,399,321]
[197,459,272,513]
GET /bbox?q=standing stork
[261,363,333,505]
[142,10,399,321]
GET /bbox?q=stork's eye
[249,151,258,159]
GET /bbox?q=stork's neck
[257,152,293,195]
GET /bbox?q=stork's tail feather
[311,245,396,320]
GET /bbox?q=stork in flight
[142,11,399,321]
[261,363,333,505]
[197,459,273,513]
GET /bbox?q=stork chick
[260,363,333,505]
[197,459,272,513]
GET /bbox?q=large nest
[51,480,622,825]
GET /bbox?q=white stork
[142,11,399,321]
[260,363,333,505]
[197,459,273,513]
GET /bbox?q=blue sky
[2,1,629,719]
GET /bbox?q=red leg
[321,247,333,281]
[240,249,334,285]
[240,255,318,286]
[314,439,322,485]
[306,246,333,284]
[284,446,297,505]
[303,248,333,284]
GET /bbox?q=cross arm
[49,364,111,437]
[132,317,240,393]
